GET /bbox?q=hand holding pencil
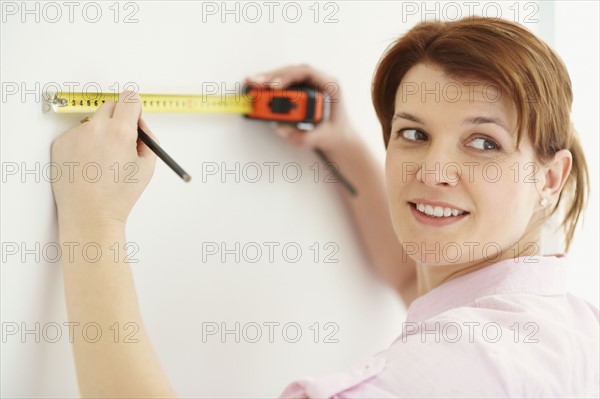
[50,91,165,230]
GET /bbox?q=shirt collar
[406,254,568,323]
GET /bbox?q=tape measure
[44,85,330,130]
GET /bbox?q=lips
[409,200,470,226]
[409,202,470,218]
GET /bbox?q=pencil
[137,126,191,182]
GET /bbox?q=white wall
[552,0,600,311]
[1,1,597,398]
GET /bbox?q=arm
[51,92,176,397]
[322,134,418,308]
[59,222,176,398]
[246,66,418,307]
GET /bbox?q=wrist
[58,215,126,241]
[319,127,364,160]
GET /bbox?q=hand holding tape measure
[46,66,356,195]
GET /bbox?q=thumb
[273,123,320,148]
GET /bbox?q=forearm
[321,132,417,306]
[59,222,176,398]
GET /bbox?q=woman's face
[385,62,545,266]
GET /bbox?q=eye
[468,137,501,151]
[397,128,427,142]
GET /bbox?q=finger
[269,65,334,87]
[273,123,295,139]
[112,91,142,125]
[244,65,316,86]
[269,64,332,87]
[138,117,159,143]
[244,73,269,85]
[94,101,117,119]
[136,117,159,159]
[244,71,278,86]
[273,123,316,147]
[288,128,317,147]
[246,65,340,99]
[243,75,275,94]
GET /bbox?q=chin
[400,235,467,265]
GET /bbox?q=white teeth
[415,203,465,218]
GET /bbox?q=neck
[415,234,542,296]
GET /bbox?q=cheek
[477,167,535,227]
[385,150,410,195]
[385,150,412,241]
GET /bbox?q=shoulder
[279,301,599,399]
[383,299,599,397]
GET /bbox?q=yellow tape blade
[46,92,253,114]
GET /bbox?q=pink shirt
[278,255,600,398]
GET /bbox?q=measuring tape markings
[46,92,253,114]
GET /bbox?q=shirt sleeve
[277,356,397,399]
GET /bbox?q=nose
[416,145,461,187]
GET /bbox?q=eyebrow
[392,112,513,136]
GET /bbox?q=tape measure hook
[43,91,67,112]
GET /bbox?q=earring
[540,198,548,208]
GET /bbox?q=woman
[51,16,599,398]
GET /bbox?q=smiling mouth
[409,202,471,218]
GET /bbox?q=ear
[540,149,572,204]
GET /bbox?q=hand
[244,64,358,153]
[50,91,158,230]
